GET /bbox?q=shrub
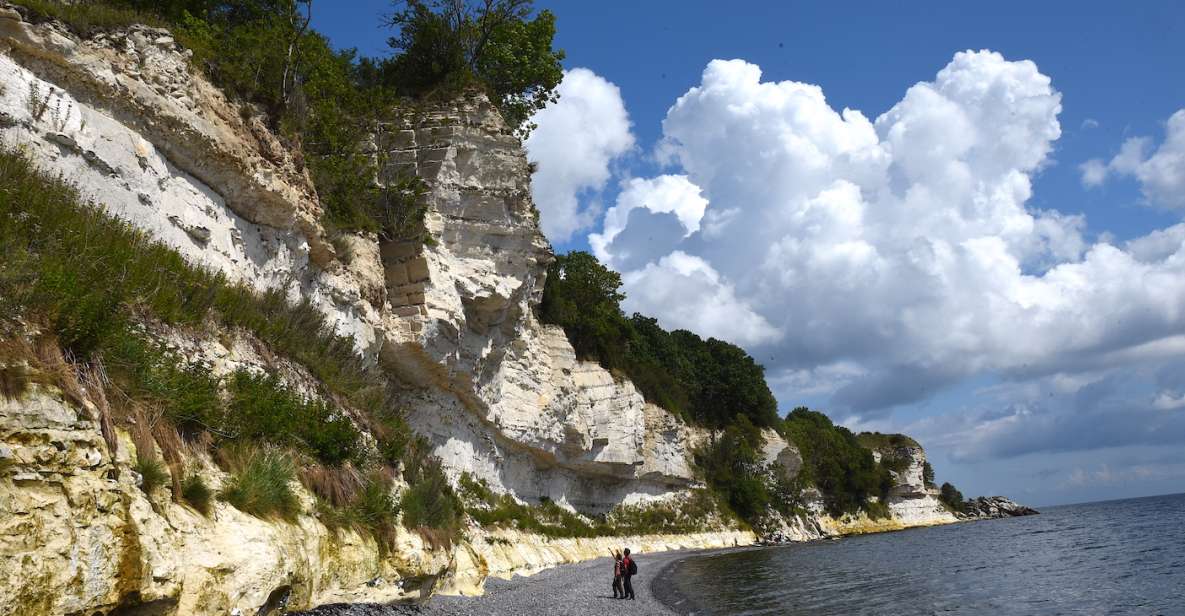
[694,416,771,524]
[219,446,300,520]
[134,455,170,496]
[181,473,213,515]
[351,473,402,550]
[100,335,222,432]
[939,482,966,513]
[865,499,891,520]
[400,465,462,541]
[225,370,359,466]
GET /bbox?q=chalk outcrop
[871,443,959,527]
[961,496,1039,519]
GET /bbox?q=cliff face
[872,443,958,527]
[0,8,969,615]
[372,95,706,511]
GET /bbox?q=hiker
[611,550,624,598]
[621,548,637,600]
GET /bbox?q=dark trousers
[612,576,623,597]
[623,574,635,599]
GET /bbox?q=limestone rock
[961,496,1039,519]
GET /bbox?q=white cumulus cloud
[588,50,1185,421]
[1080,109,1185,209]
[525,68,635,242]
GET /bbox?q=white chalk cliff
[0,6,967,614]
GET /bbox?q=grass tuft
[218,446,299,520]
[181,473,213,515]
[400,466,462,545]
[134,455,170,496]
[0,364,31,402]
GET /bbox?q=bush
[225,370,360,466]
[181,473,213,515]
[939,482,966,513]
[134,455,171,495]
[317,471,402,550]
[219,446,300,520]
[693,416,770,523]
[400,465,463,540]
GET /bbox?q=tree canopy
[384,0,565,134]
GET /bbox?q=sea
[655,493,1185,615]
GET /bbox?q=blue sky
[313,1,1185,506]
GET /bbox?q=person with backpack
[611,550,624,598]
[621,548,637,600]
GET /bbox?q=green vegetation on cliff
[939,481,967,513]
[12,0,564,234]
[0,147,461,543]
[784,409,894,517]
[459,473,729,538]
[540,251,912,525]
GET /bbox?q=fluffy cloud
[589,175,708,270]
[588,51,1185,425]
[620,251,779,346]
[525,68,634,242]
[1080,109,1185,209]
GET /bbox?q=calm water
[657,493,1185,615]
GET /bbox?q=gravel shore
[298,546,742,616]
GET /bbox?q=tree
[385,0,564,134]
[939,482,965,513]
[539,251,627,363]
[694,415,770,522]
[698,338,779,429]
[922,460,936,488]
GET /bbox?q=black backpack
[627,558,638,575]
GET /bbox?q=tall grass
[134,455,170,495]
[181,473,213,515]
[0,148,387,409]
[219,445,299,520]
[10,0,170,34]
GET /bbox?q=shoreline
[294,543,753,615]
[648,544,773,616]
[298,517,1021,615]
